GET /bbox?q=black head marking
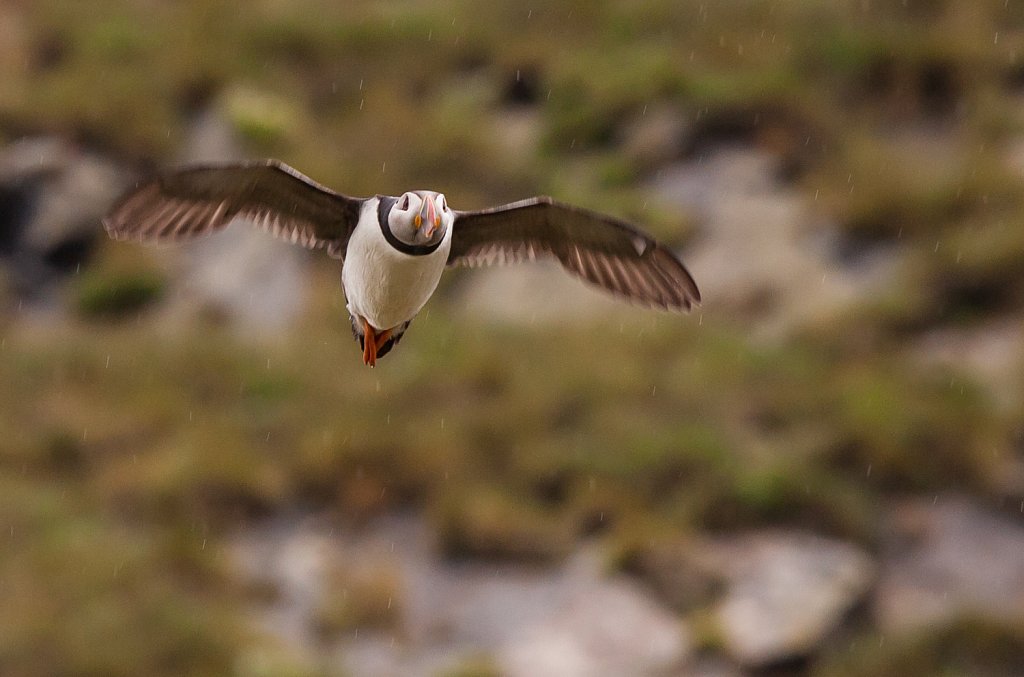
[376,195,445,256]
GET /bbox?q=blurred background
[2,1,1024,675]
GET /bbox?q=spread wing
[103,159,365,259]
[449,197,700,310]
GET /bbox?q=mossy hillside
[3,1,1024,675]
[4,262,1017,672]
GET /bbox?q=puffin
[103,159,700,366]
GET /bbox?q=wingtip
[101,214,126,239]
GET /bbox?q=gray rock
[0,136,126,296]
[647,147,898,340]
[915,320,1024,413]
[875,496,1024,632]
[499,552,691,677]
[231,516,692,677]
[620,104,689,169]
[176,227,310,338]
[713,531,875,667]
[451,258,642,326]
[18,147,123,253]
[159,105,310,336]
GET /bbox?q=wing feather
[449,197,700,310]
[103,159,364,259]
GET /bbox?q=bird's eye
[399,195,410,210]
[440,196,448,212]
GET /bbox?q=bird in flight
[104,160,700,366]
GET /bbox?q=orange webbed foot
[361,320,394,368]
[362,318,377,367]
[374,328,393,352]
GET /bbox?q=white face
[387,191,452,247]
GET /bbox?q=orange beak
[423,197,439,237]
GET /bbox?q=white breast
[342,199,453,330]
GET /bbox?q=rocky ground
[226,496,1024,676]
[3,121,1022,675]
[4,3,1024,675]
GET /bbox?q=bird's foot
[362,318,377,367]
[361,319,393,368]
[374,328,393,352]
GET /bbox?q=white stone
[875,496,1024,632]
[714,531,874,667]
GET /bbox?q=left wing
[449,197,700,310]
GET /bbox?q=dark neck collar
[377,196,445,256]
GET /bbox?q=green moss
[75,268,165,319]
[2,3,1024,675]
[0,478,246,677]
[435,655,501,677]
[435,486,574,562]
[817,616,1024,677]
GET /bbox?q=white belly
[342,202,453,330]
